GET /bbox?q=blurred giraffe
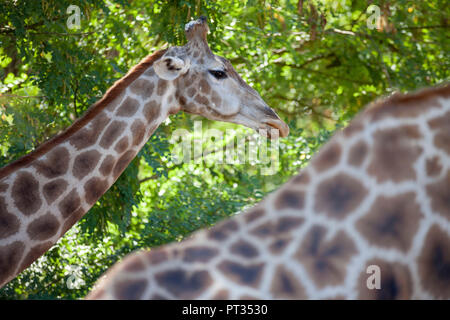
[88,84,450,300]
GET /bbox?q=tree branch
[273,52,334,69]
[0,94,46,99]
[29,31,96,37]
[139,175,158,184]
[269,94,335,120]
[274,60,370,85]
[0,15,67,34]
[396,25,449,30]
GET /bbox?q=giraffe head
[153,16,289,138]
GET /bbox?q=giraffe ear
[154,56,190,81]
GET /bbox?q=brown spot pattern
[187,87,196,98]
[183,246,219,263]
[274,190,305,210]
[428,111,450,155]
[426,156,442,177]
[212,289,229,300]
[18,241,53,273]
[69,112,110,149]
[218,260,264,288]
[199,79,211,95]
[291,171,310,184]
[195,94,209,106]
[59,189,81,218]
[313,143,342,171]
[99,121,126,149]
[73,150,101,180]
[178,94,187,107]
[426,170,450,221]
[367,126,422,183]
[105,90,125,112]
[348,140,368,167]
[271,265,306,299]
[342,121,364,137]
[61,207,84,234]
[269,237,292,255]
[0,241,25,284]
[116,97,139,117]
[131,120,146,146]
[43,179,68,204]
[144,250,168,265]
[99,155,116,176]
[250,216,304,238]
[358,259,413,299]
[113,150,136,179]
[156,79,168,96]
[121,254,147,272]
[84,177,109,205]
[114,137,129,154]
[356,192,423,252]
[34,147,70,178]
[417,225,450,299]
[244,208,265,224]
[12,172,42,216]
[230,239,259,258]
[296,225,357,288]
[155,269,212,299]
[0,196,20,239]
[130,79,154,100]
[114,279,148,300]
[314,173,367,219]
[143,100,161,123]
[208,220,239,241]
[27,212,59,240]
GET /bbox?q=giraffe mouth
[260,119,290,138]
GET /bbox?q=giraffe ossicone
[0,17,288,288]
[87,84,450,300]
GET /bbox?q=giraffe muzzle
[261,118,290,138]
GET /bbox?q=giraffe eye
[208,70,227,79]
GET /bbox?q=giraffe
[87,84,450,300]
[0,17,289,288]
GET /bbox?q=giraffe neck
[0,51,176,287]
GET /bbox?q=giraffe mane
[365,82,450,116]
[0,48,168,180]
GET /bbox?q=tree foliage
[0,0,448,299]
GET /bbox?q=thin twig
[73,81,79,118]
[272,95,336,121]
[139,175,158,184]
[396,25,449,30]
[0,94,46,99]
[30,31,96,36]
[0,15,66,34]
[274,60,370,85]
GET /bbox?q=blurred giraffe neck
[87,84,450,300]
